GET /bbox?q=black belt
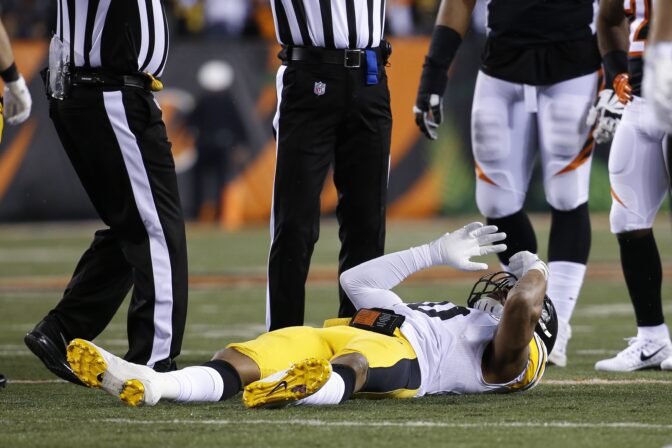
[283,46,385,68]
[70,71,149,89]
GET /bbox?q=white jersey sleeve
[340,244,436,310]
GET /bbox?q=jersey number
[406,301,471,321]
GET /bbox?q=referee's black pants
[267,60,392,330]
[45,87,188,367]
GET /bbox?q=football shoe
[595,337,672,372]
[548,318,571,368]
[66,338,161,406]
[243,358,331,409]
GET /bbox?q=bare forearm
[0,21,15,72]
[497,270,547,353]
[597,0,629,55]
[651,0,672,42]
[435,0,476,36]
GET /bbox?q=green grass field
[1,215,672,447]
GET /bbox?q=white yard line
[8,378,672,386]
[97,419,672,430]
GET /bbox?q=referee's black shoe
[24,318,83,386]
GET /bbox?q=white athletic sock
[161,366,224,402]
[295,370,345,406]
[547,261,586,323]
[637,324,671,342]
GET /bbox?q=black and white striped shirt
[271,0,386,49]
[56,0,169,77]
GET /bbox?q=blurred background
[0,0,612,227]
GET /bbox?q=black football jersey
[624,0,653,96]
[481,0,601,85]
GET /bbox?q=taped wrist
[0,62,19,83]
[418,25,462,95]
[603,50,629,89]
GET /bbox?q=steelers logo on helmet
[467,271,558,353]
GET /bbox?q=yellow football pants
[228,323,420,398]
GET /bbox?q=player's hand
[428,222,506,271]
[644,43,672,133]
[4,75,32,125]
[586,88,626,144]
[508,251,549,281]
[414,93,443,140]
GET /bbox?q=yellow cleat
[243,358,331,409]
[119,380,146,407]
[66,338,160,406]
[66,338,108,388]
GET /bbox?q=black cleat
[24,318,83,386]
[0,373,6,389]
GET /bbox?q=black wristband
[418,25,462,95]
[602,50,629,89]
[0,62,19,83]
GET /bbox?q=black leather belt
[71,71,149,89]
[283,46,384,68]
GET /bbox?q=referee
[267,1,392,330]
[25,0,188,384]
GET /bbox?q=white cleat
[548,318,571,367]
[66,338,161,406]
[660,355,672,371]
[595,337,672,372]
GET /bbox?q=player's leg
[276,327,420,406]
[471,71,538,266]
[595,100,671,371]
[25,91,138,384]
[266,64,340,330]
[68,326,337,406]
[537,72,597,366]
[333,69,392,318]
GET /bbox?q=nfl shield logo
[314,81,326,96]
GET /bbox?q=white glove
[508,251,549,281]
[4,75,32,125]
[428,222,506,271]
[586,89,625,144]
[644,43,672,134]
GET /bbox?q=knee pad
[472,105,510,163]
[541,95,590,159]
[476,181,526,218]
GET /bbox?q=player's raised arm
[414,0,476,140]
[340,222,505,310]
[483,252,549,384]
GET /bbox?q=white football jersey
[392,300,547,397]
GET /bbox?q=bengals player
[414,0,601,367]
[593,0,672,372]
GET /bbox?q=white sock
[547,261,586,323]
[295,370,345,406]
[637,324,671,342]
[160,366,224,402]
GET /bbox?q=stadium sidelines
[92,419,672,430]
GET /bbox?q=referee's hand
[414,93,443,140]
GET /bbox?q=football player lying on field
[66,222,556,408]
